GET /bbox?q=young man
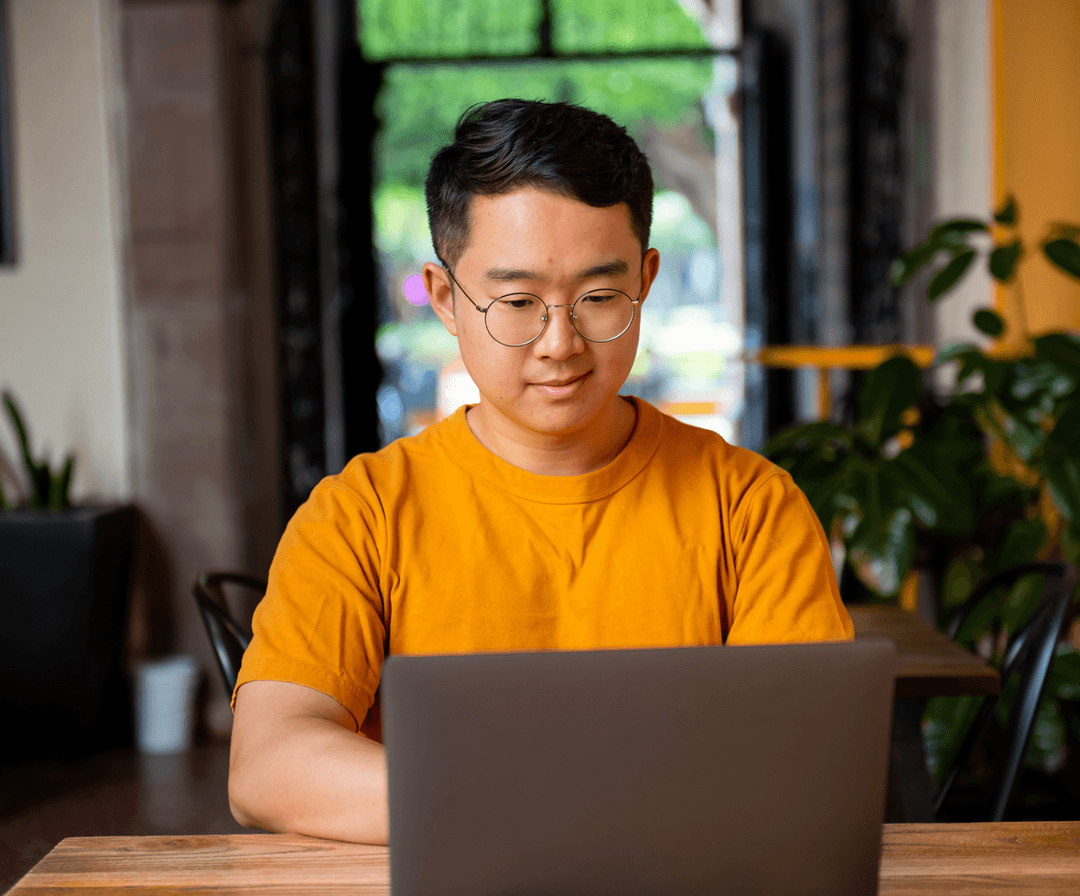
[229,99,851,844]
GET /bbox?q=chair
[192,571,266,696]
[933,560,1078,821]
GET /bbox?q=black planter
[0,505,135,764]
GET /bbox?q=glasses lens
[573,290,635,342]
[486,294,547,346]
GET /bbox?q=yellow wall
[992,0,1080,339]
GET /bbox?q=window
[357,0,746,443]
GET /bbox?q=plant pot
[0,505,135,764]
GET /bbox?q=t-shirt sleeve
[232,477,387,731]
[725,470,853,645]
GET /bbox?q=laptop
[383,639,896,896]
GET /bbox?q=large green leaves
[847,464,915,598]
[1034,332,1080,379]
[856,355,922,447]
[890,445,975,535]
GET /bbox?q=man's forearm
[230,685,389,844]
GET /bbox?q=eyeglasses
[444,267,642,348]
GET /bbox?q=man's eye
[580,291,620,305]
[500,296,538,311]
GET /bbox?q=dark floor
[0,740,249,893]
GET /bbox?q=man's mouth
[532,372,590,394]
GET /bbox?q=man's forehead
[459,188,639,275]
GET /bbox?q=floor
[0,740,249,892]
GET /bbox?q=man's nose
[533,303,584,358]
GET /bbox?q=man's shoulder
[649,406,787,489]
[309,412,464,509]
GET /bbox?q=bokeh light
[403,273,429,306]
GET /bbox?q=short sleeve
[232,477,387,731]
[726,471,853,645]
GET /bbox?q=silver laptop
[383,640,896,896]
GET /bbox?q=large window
[358,0,745,443]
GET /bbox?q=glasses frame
[443,266,642,348]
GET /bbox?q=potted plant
[0,391,135,763]
[765,198,1080,811]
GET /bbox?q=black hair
[425,98,654,267]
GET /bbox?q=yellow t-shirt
[235,398,852,736]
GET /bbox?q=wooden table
[8,823,1080,894]
[849,604,1000,699]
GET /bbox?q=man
[229,99,851,844]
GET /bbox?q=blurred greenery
[767,197,1080,800]
[1,391,74,511]
[373,58,717,188]
[358,0,711,59]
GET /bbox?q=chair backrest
[934,560,1078,821]
[192,571,266,696]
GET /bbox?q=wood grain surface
[879,822,1080,894]
[849,605,1001,698]
[9,823,1080,894]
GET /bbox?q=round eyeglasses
[444,267,642,348]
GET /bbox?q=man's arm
[229,680,388,844]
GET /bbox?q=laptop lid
[383,639,896,896]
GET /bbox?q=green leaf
[988,240,1022,283]
[973,308,1006,338]
[1046,650,1080,701]
[941,556,980,610]
[935,342,981,364]
[1047,221,1080,240]
[978,399,1044,461]
[3,391,36,486]
[1044,455,1080,525]
[1029,698,1067,774]
[847,467,916,598]
[890,242,942,286]
[49,457,74,510]
[1046,393,1080,456]
[890,448,975,535]
[857,355,922,447]
[928,248,977,301]
[994,519,1048,573]
[923,694,983,783]
[803,461,862,534]
[1043,237,1080,279]
[763,420,852,458]
[999,573,1044,637]
[1034,332,1080,379]
[929,219,989,243]
[994,195,1018,226]
[1012,356,1076,402]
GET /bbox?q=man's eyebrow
[483,266,542,283]
[482,259,631,283]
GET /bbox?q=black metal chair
[192,571,266,696]
[934,560,1078,821]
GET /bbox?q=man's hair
[425,99,654,268]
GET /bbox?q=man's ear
[424,262,458,336]
[639,248,661,304]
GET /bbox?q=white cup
[134,654,200,754]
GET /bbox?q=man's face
[424,187,660,444]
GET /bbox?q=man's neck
[465,397,638,476]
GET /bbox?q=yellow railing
[755,345,937,420]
